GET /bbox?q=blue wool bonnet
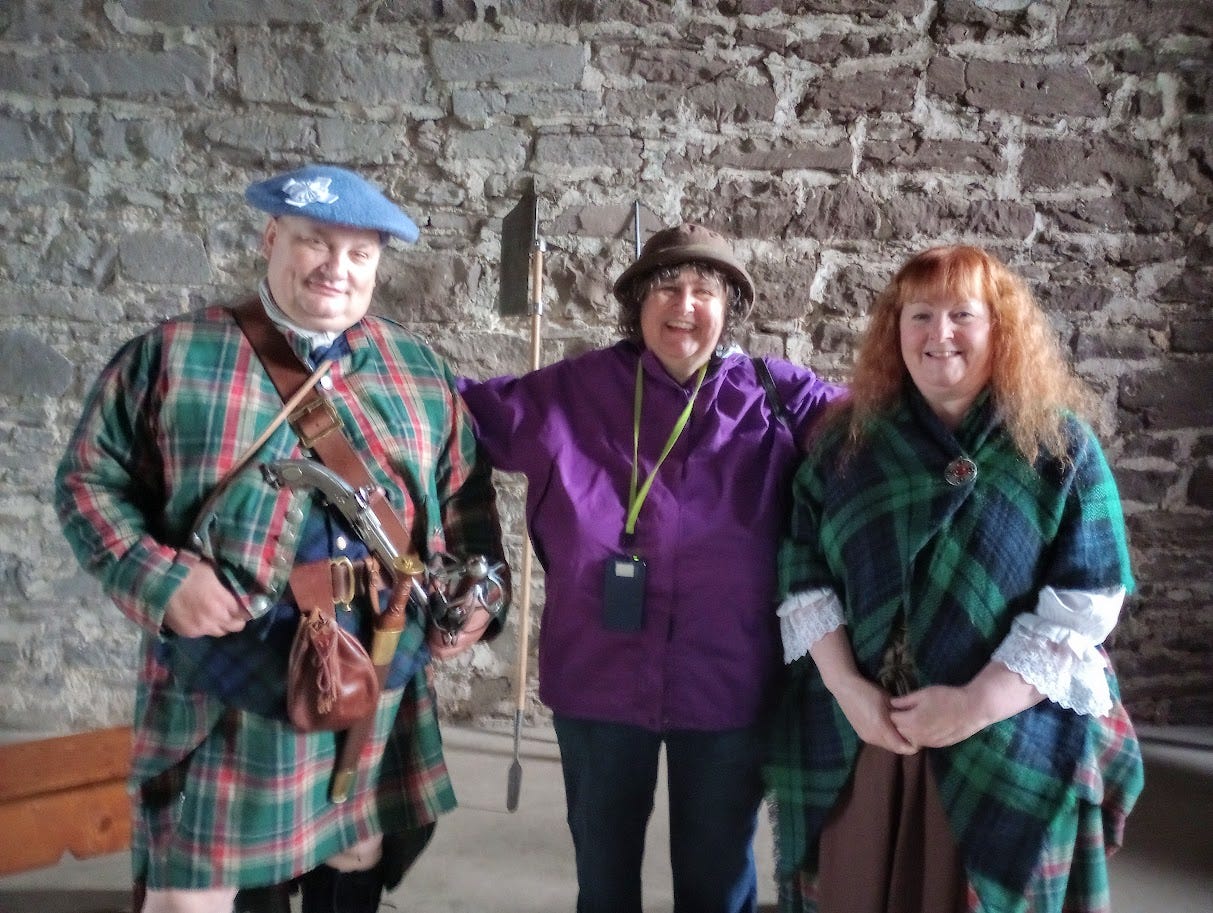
[245,164,420,244]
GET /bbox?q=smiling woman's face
[639,267,727,383]
[899,293,993,427]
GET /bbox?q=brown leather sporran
[286,603,380,732]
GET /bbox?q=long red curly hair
[844,244,1094,462]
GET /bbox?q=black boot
[233,883,294,913]
[300,863,385,913]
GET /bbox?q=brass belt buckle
[290,397,342,449]
[330,556,356,608]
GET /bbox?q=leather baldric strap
[231,299,419,563]
[231,299,420,803]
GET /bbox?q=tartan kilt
[131,664,455,889]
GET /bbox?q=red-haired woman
[767,245,1142,913]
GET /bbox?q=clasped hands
[829,664,1043,755]
[811,627,1042,755]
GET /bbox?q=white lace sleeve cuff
[777,588,845,664]
[991,585,1125,718]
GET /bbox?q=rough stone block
[1186,462,1213,509]
[804,67,918,116]
[372,0,478,24]
[1173,319,1213,354]
[0,330,73,396]
[117,0,360,26]
[203,116,317,155]
[748,255,823,322]
[431,40,585,86]
[452,88,600,123]
[1076,326,1159,361]
[0,113,65,163]
[685,180,800,240]
[1120,362,1213,430]
[606,82,778,124]
[549,204,662,240]
[1116,466,1177,505]
[315,120,408,165]
[964,60,1104,119]
[1021,137,1154,191]
[730,0,920,14]
[376,250,481,324]
[118,231,212,286]
[963,200,1036,239]
[864,138,1001,175]
[595,46,733,84]
[447,127,531,168]
[925,55,967,100]
[0,49,212,99]
[709,139,852,173]
[534,133,642,170]
[237,42,428,107]
[1058,0,1213,44]
[0,288,124,323]
[1037,284,1115,316]
[791,183,883,241]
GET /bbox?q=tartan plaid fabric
[157,598,299,717]
[55,298,504,886]
[767,390,1142,913]
[132,669,453,888]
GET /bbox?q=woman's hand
[831,674,919,755]
[809,627,917,755]
[890,662,1043,749]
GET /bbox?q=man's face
[262,215,382,333]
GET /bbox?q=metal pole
[633,199,641,259]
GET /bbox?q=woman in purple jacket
[461,223,841,913]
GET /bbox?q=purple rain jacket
[460,341,842,732]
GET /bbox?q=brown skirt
[814,744,970,913]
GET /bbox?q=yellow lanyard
[625,359,707,537]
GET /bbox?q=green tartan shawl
[767,389,1137,908]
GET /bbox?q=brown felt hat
[612,223,755,308]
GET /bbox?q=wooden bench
[0,726,133,875]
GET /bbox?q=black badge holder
[603,552,647,632]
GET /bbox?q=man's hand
[889,662,1043,749]
[426,606,493,661]
[163,560,250,637]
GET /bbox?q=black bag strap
[752,356,793,433]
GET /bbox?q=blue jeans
[553,716,764,913]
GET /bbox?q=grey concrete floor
[0,724,1209,913]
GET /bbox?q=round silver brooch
[944,456,978,486]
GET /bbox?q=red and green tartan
[56,297,505,889]
[133,669,454,888]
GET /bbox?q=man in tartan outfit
[55,164,508,913]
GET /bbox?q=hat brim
[244,169,420,244]
[613,243,755,307]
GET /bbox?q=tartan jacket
[767,389,1142,910]
[55,299,504,786]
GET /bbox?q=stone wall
[1,0,1210,733]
